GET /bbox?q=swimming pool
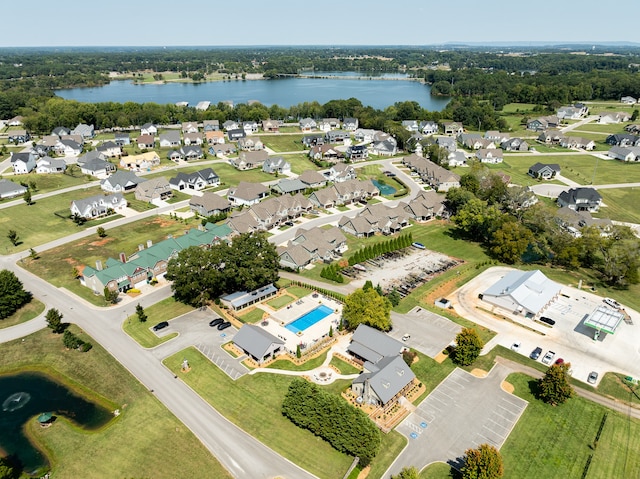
[285,305,334,333]
[372,179,397,195]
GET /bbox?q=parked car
[412,242,426,249]
[402,334,411,342]
[530,347,542,360]
[209,318,224,328]
[555,358,564,365]
[217,321,232,331]
[588,371,599,384]
[511,342,521,351]
[539,316,556,326]
[542,351,555,365]
[604,297,621,309]
[152,321,169,331]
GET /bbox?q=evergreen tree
[135,303,147,323]
[45,308,65,334]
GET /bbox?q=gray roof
[353,355,416,405]
[558,187,602,205]
[0,179,27,197]
[160,131,181,143]
[221,284,277,309]
[272,178,307,194]
[348,324,404,364]
[233,324,284,360]
[483,270,561,315]
[101,170,146,190]
[229,181,269,202]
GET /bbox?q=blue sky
[2,0,637,47]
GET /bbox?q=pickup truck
[542,351,555,365]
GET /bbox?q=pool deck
[259,295,342,354]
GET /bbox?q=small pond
[371,179,397,196]
[0,372,113,475]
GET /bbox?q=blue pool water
[372,179,397,195]
[285,305,334,333]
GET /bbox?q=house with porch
[205,130,225,145]
[476,148,504,163]
[299,118,317,132]
[262,156,291,175]
[36,156,66,174]
[442,122,463,135]
[231,150,268,170]
[159,131,181,148]
[298,170,328,189]
[136,134,156,149]
[114,132,131,146]
[140,123,157,136]
[169,168,219,191]
[134,178,172,203]
[189,192,231,217]
[271,178,307,196]
[10,152,37,174]
[262,119,280,132]
[79,158,116,178]
[120,151,160,171]
[70,193,127,220]
[227,181,269,206]
[101,170,146,193]
[557,187,602,212]
[403,189,446,221]
[607,145,640,162]
[96,141,122,158]
[528,162,561,179]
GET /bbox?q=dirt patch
[150,217,175,228]
[501,380,515,393]
[89,237,114,247]
[470,368,488,378]
[434,351,449,363]
[357,465,370,479]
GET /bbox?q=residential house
[227,181,269,206]
[319,118,340,132]
[402,153,460,192]
[326,163,356,182]
[169,168,219,191]
[271,178,308,195]
[225,211,261,234]
[560,136,595,150]
[343,118,359,131]
[238,136,264,151]
[227,128,246,141]
[120,151,160,171]
[598,112,632,124]
[167,150,183,162]
[70,193,127,220]
[0,179,27,199]
[181,122,199,134]
[299,118,317,132]
[56,139,83,157]
[234,194,312,232]
[420,121,439,135]
[79,158,116,178]
[442,122,463,135]
[203,120,220,131]
[308,179,378,208]
[209,143,237,157]
[346,144,369,161]
[279,226,347,270]
[52,126,71,137]
[100,170,146,193]
[354,128,376,143]
[302,134,324,147]
[114,132,131,146]
[72,123,95,139]
[458,133,485,150]
[501,137,529,151]
[325,130,350,144]
[484,131,510,143]
[527,116,559,131]
[7,129,30,144]
[205,130,225,145]
[183,132,203,146]
[77,150,106,164]
[223,120,239,131]
[309,144,343,162]
[557,103,588,120]
[140,123,157,136]
[231,150,269,170]
[262,156,291,175]
[606,133,640,147]
[7,116,23,126]
[307,187,338,209]
[97,141,122,158]
[134,177,172,203]
[159,131,181,148]
[404,121,420,132]
[476,148,504,163]
[557,187,602,212]
[621,96,637,104]
[136,134,156,149]
[36,156,66,174]
[179,145,204,160]
[403,189,446,221]
[436,136,457,152]
[262,119,280,132]
[232,325,284,365]
[537,130,563,144]
[370,139,397,156]
[447,151,467,167]
[607,145,640,162]
[10,152,37,174]
[189,192,231,217]
[555,207,612,237]
[242,121,259,135]
[341,203,409,237]
[528,162,561,179]
[298,170,328,189]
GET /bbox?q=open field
[122,297,192,347]
[22,216,201,306]
[595,188,640,224]
[0,171,93,194]
[572,122,631,134]
[283,153,322,174]
[0,298,45,329]
[597,372,640,407]
[262,134,306,152]
[0,327,231,479]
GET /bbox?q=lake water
[57,76,450,111]
[0,372,113,475]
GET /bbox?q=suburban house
[271,178,306,196]
[228,194,312,234]
[0,179,27,199]
[598,112,632,124]
[36,156,66,174]
[339,203,409,237]
[7,116,23,126]
[606,133,640,147]
[557,187,603,212]
[134,177,172,203]
[169,168,219,191]
[70,193,127,220]
[501,138,529,151]
[302,134,324,147]
[81,223,232,294]
[343,118,359,131]
[189,192,231,217]
[420,121,438,135]
[436,136,456,152]
[607,145,640,162]
[262,119,280,132]
[262,156,291,175]
[79,158,116,178]
[96,141,122,158]
[205,130,225,145]
[140,123,157,136]
[370,139,397,156]
[555,207,613,237]
[325,130,350,144]
[402,189,446,221]
[299,118,317,132]
[458,133,485,150]
[447,151,467,167]
[354,128,376,143]
[238,137,264,151]
[346,144,369,161]
[442,122,463,135]
[136,134,156,149]
[181,122,199,134]
[243,121,259,135]
[402,153,460,192]
[278,226,347,270]
[179,145,204,160]
[308,179,378,209]
[326,163,356,182]
[231,150,269,170]
[309,144,343,162]
[100,170,146,193]
[120,151,160,171]
[227,128,246,141]
[209,143,237,157]
[52,126,71,137]
[223,120,239,131]
[476,148,504,163]
[557,104,588,120]
[560,136,595,150]
[183,132,204,145]
[159,131,181,148]
[527,116,559,131]
[402,121,419,132]
[232,325,284,364]
[53,139,82,157]
[114,132,131,146]
[72,123,95,139]
[348,324,414,411]
[10,152,37,174]
[528,162,561,179]
[319,118,340,131]
[621,96,637,104]
[8,129,31,144]
[221,284,277,311]
[227,181,269,206]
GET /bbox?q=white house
[10,152,37,174]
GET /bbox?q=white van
[603,297,621,309]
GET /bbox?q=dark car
[530,347,542,360]
[152,321,169,331]
[539,316,556,326]
[217,321,232,331]
[209,318,224,328]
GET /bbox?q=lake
[0,372,113,475]
[57,76,450,111]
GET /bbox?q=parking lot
[390,307,461,358]
[386,365,528,476]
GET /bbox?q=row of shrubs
[347,233,414,266]
[320,263,344,283]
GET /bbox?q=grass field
[328,356,361,375]
[0,298,45,329]
[572,122,631,134]
[122,297,192,347]
[597,372,640,407]
[22,216,201,306]
[266,293,295,310]
[261,134,306,152]
[0,327,231,479]
[283,153,322,174]
[237,307,266,323]
[595,188,640,224]
[1,172,93,194]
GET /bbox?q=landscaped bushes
[282,378,381,466]
[348,233,413,266]
[320,263,344,283]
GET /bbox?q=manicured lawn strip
[22,216,200,306]
[419,462,458,479]
[124,193,158,212]
[0,187,103,252]
[284,153,321,174]
[572,122,631,134]
[212,162,274,186]
[165,347,353,478]
[122,297,192,348]
[502,372,640,479]
[0,298,45,329]
[366,431,408,479]
[5,172,94,194]
[0,327,231,479]
[501,103,539,113]
[597,372,640,407]
[262,134,305,152]
[411,352,456,404]
[238,308,266,323]
[329,357,361,375]
[266,294,295,310]
[595,188,640,224]
[266,352,328,371]
[286,285,315,299]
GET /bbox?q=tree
[63,329,84,350]
[538,362,574,405]
[452,328,484,366]
[29,248,39,260]
[0,456,18,479]
[461,444,504,479]
[296,344,301,358]
[6,230,19,246]
[391,466,419,479]
[452,198,502,242]
[0,269,32,320]
[342,288,392,331]
[135,303,147,323]
[103,287,119,304]
[490,221,533,264]
[387,288,401,307]
[97,226,107,238]
[45,308,66,334]
[23,189,32,205]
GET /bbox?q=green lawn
[0,298,45,329]
[595,188,640,223]
[164,347,354,478]
[597,372,640,407]
[410,352,456,404]
[572,122,631,134]
[22,216,201,306]
[0,328,231,479]
[285,153,322,174]
[238,308,266,323]
[286,285,315,299]
[420,462,459,479]
[501,372,640,478]
[213,162,274,186]
[329,356,361,375]
[4,171,94,194]
[122,297,193,347]
[266,294,294,310]
[262,134,306,152]
[267,352,328,371]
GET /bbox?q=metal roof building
[482,270,561,317]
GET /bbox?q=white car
[542,351,555,365]
[402,334,411,342]
[511,342,521,351]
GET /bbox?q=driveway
[390,308,461,358]
[386,364,527,477]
